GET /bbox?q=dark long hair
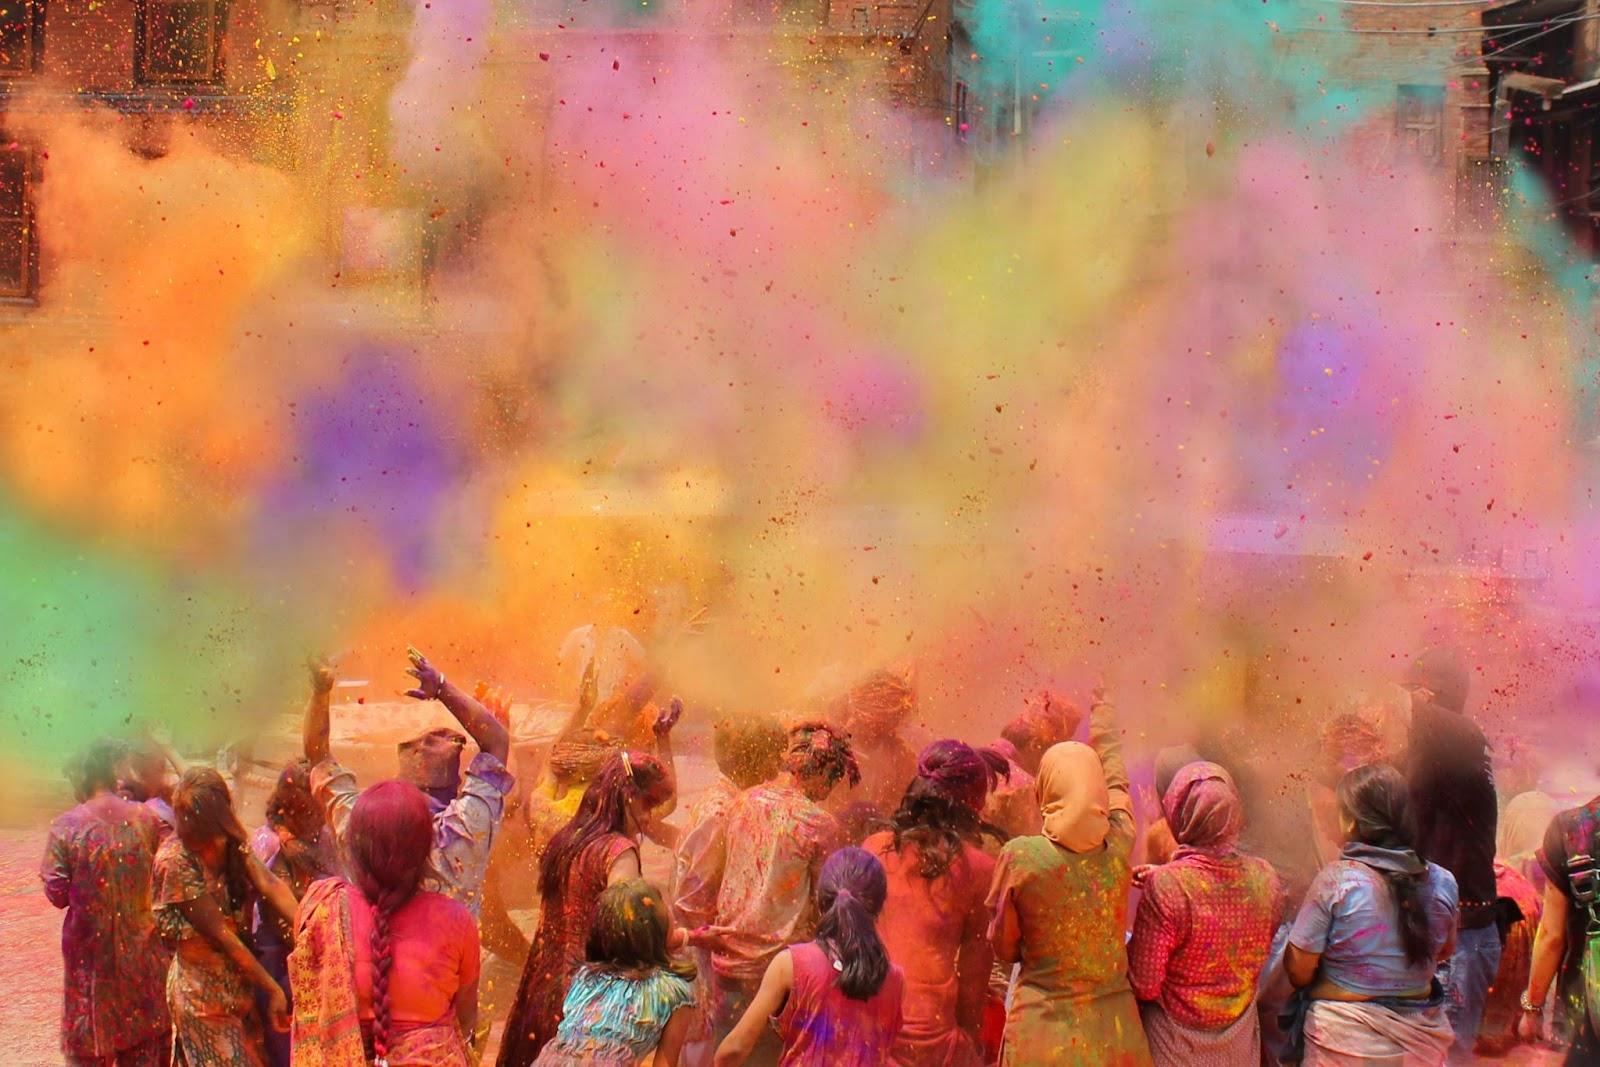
[172,767,252,915]
[1337,763,1432,966]
[889,778,1008,880]
[539,750,671,901]
[814,847,891,1001]
[346,780,435,1066]
[587,878,696,980]
[66,738,124,802]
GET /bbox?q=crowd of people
[36,638,1600,1066]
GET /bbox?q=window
[1397,84,1445,163]
[136,0,223,85]
[0,143,36,299]
[0,0,43,78]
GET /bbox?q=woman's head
[1162,761,1243,853]
[782,722,861,801]
[814,847,891,1000]
[890,740,1008,878]
[347,780,434,908]
[1036,741,1111,853]
[172,767,248,854]
[538,750,672,900]
[1335,763,1417,850]
[66,739,123,802]
[587,878,694,978]
[264,759,323,841]
[713,713,788,789]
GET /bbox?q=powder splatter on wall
[0,0,1596,798]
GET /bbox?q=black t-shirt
[1407,702,1499,914]
[1540,798,1600,1033]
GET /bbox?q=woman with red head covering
[865,740,1006,1066]
[1128,762,1280,1066]
[289,779,481,1066]
[498,749,677,1066]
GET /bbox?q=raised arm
[302,659,335,766]
[652,697,683,819]
[243,849,299,930]
[405,649,510,764]
[1087,689,1135,855]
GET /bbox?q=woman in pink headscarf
[1128,762,1280,1066]
[986,691,1152,1067]
[865,740,1006,1066]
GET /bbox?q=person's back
[1131,850,1279,1026]
[865,831,994,1064]
[1004,835,1131,998]
[348,888,479,1030]
[538,965,695,1065]
[1408,700,1498,911]
[1295,857,1458,996]
[777,941,905,1067]
[713,782,838,984]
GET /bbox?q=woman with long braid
[1284,763,1458,1065]
[289,780,480,1066]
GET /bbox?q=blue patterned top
[535,964,696,1064]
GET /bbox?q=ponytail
[1379,867,1434,967]
[813,847,891,1001]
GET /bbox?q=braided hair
[346,780,435,1065]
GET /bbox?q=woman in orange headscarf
[985,691,1152,1067]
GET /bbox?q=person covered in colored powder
[289,779,481,1066]
[708,722,860,1065]
[1516,786,1600,1060]
[303,649,514,919]
[534,878,699,1066]
[1400,646,1500,1060]
[1128,761,1280,1066]
[40,738,172,1067]
[864,739,1005,1067]
[985,687,1153,1067]
[982,690,1082,841]
[714,846,906,1067]
[250,758,339,1067]
[497,750,678,1066]
[117,733,185,836]
[153,767,300,1066]
[671,712,789,1066]
[831,666,921,820]
[1284,764,1458,1066]
[1134,743,1201,869]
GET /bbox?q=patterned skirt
[1139,1000,1259,1067]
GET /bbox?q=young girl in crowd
[1285,763,1458,1066]
[1128,761,1280,1066]
[291,779,480,1066]
[534,879,699,1065]
[498,750,676,1066]
[154,767,299,1067]
[714,847,906,1067]
[864,739,1003,1067]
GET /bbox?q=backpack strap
[1565,808,1600,932]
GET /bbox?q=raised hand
[308,656,336,696]
[405,647,447,702]
[654,696,684,737]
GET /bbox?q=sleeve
[955,856,997,1031]
[1288,864,1339,954]
[671,810,730,930]
[153,842,208,909]
[1538,811,1573,898]
[438,751,514,848]
[985,843,1023,941]
[40,824,71,909]
[310,758,360,843]
[1088,702,1136,856]
[1429,865,1460,944]
[1128,870,1181,1002]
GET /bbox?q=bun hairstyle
[539,749,672,901]
[1336,763,1432,966]
[890,740,1009,879]
[346,780,435,1066]
[814,847,891,1000]
[172,767,252,913]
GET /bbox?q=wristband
[1520,990,1543,1014]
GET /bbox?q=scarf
[288,878,367,1067]
[1163,761,1244,855]
[1341,841,1427,876]
[1037,741,1110,852]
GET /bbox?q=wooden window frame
[134,0,226,87]
[0,141,39,302]
[0,0,46,80]
[1397,84,1446,164]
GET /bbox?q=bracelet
[1520,990,1543,1014]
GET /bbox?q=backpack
[1563,807,1600,1034]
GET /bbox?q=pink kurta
[864,831,994,1067]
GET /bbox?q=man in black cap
[303,649,513,919]
[1403,646,1499,1062]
